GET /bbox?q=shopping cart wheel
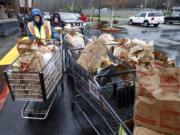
[22,87,59,120]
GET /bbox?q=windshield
[60,13,78,20]
[148,12,163,17]
[44,12,50,16]
[156,12,163,16]
[172,11,180,16]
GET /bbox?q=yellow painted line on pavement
[0,45,19,65]
[0,37,29,66]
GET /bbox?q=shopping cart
[84,29,101,39]
[64,29,100,74]
[4,39,63,120]
[68,48,94,93]
[63,28,102,73]
[63,28,86,73]
[72,93,132,135]
[94,69,135,121]
[69,48,134,134]
[67,47,125,95]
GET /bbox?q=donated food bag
[134,67,180,135]
[113,39,154,69]
[134,126,169,135]
[98,33,117,45]
[14,39,58,72]
[65,32,85,48]
[77,39,108,73]
[64,24,81,34]
[154,50,176,68]
[54,27,62,35]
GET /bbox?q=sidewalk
[0,32,20,60]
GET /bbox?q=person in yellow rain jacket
[28,8,58,40]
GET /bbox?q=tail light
[151,17,155,20]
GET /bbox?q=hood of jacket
[31,8,44,25]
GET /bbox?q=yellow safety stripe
[0,37,28,65]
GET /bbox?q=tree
[104,0,126,28]
[88,0,94,21]
[74,0,83,12]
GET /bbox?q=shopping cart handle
[97,69,136,78]
[68,48,84,56]
[108,53,131,68]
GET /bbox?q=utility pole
[166,0,171,15]
[90,0,93,21]
[163,2,166,14]
[156,0,160,10]
[71,1,74,11]
[144,0,147,9]
[98,0,101,22]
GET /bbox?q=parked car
[43,12,51,20]
[59,12,85,27]
[164,7,180,24]
[129,11,164,27]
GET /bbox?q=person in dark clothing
[51,13,63,28]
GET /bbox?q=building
[0,0,19,19]
[0,0,19,36]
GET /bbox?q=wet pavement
[0,23,180,135]
[115,24,180,66]
[0,75,95,135]
[0,32,20,59]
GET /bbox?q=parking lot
[115,23,180,66]
[1,0,180,134]
[0,22,180,135]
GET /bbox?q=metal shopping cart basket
[67,44,122,95]
[84,29,101,39]
[63,29,101,73]
[68,48,95,94]
[94,69,135,121]
[64,36,90,74]
[4,39,63,120]
[69,48,134,134]
[72,92,132,135]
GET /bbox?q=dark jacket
[51,13,63,28]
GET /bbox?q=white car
[59,12,86,27]
[129,11,164,27]
[43,12,51,20]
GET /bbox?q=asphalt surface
[0,32,20,59]
[0,75,96,135]
[0,23,180,135]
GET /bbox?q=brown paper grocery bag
[134,125,168,135]
[77,39,108,73]
[134,67,180,135]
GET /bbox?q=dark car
[164,16,180,24]
[164,7,180,24]
[59,12,85,27]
